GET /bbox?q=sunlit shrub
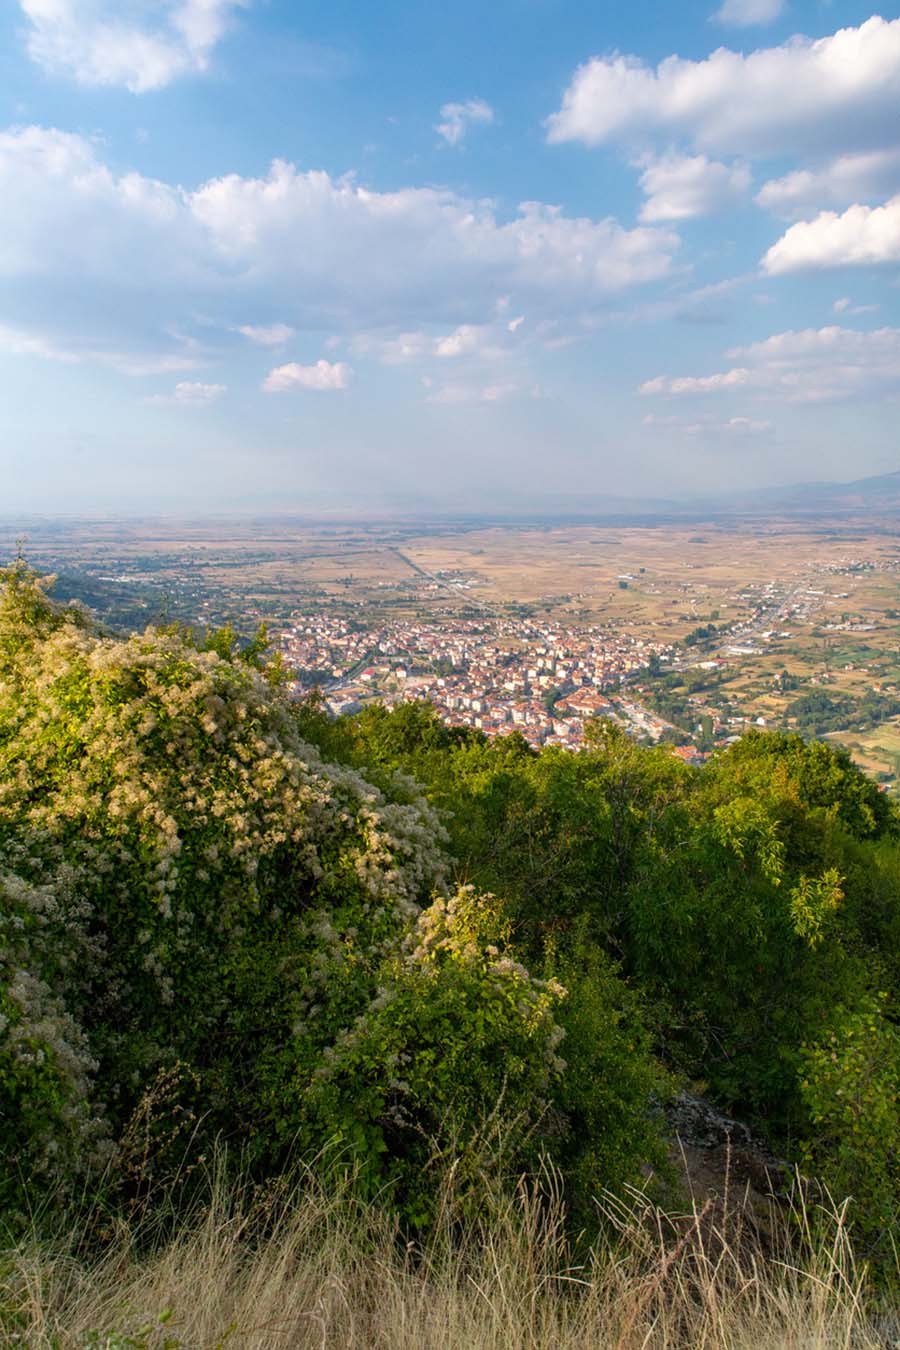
[0,565,661,1223]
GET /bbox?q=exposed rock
[667,1091,760,1151]
[664,1091,793,1259]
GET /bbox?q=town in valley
[6,505,900,791]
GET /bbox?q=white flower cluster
[0,570,562,1197]
[405,886,569,1077]
[0,601,448,1008]
[308,886,570,1109]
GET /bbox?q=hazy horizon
[3,464,899,531]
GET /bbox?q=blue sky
[1,0,899,514]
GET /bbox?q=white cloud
[435,324,490,358]
[361,331,430,364]
[756,149,900,218]
[187,162,678,310]
[435,98,494,147]
[644,411,773,435]
[833,296,878,316]
[637,153,750,222]
[426,379,520,404]
[147,380,227,404]
[547,17,900,158]
[640,368,751,395]
[762,196,900,273]
[236,323,295,346]
[356,318,528,367]
[0,319,204,375]
[724,415,772,433]
[0,125,679,377]
[356,322,507,365]
[171,379,225,402]
[641,324,900,403]
[353,324,504,367]
[19,0,248,93]
[262,359,351,392]
[712,0,785,28]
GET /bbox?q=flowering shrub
[0,867,110,1211]
[0,564,448,1191]
[300,888,569,1224]
[0,565,662,1221]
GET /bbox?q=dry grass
[3,1162,898,1350]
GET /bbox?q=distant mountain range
[485,469,900,524]
[703,469,900,517]
[7,470,899,530]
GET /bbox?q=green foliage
[789,868,844,949]
[787,688,900,736]
[800,996,900,1263]
[0,868,110,1212]
[684,622,719,646]
[296,700,900,1259]
[701,729,896,841]
[300,888,569,1226]
[539,934,670,1229]
[0,567,662,1233]
[4,562,900,1268]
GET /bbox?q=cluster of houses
[279,615,677,749]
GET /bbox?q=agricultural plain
[3,512,900,779]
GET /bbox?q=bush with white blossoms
[301,887,570,1224]
[0,564,665,1223]
[0,566,450,1181]
[0,866,110,1212]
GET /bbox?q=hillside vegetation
[1,561,899,1342]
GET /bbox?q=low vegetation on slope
[1,560,899,1343]
[0,563,659,1232]
[295,690,900,1261]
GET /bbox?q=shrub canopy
[0,565,661,1223]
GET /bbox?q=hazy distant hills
[3,470,898,532]
[508,469,900,523]
[706,470,900,517]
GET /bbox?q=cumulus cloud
[0,125,678,378]
[355,320,522,368]
[19,0,248,93]
[712,0,784,27]
[236,323,295,346]
[434,324,494,358]
[762,196,900,273]
[641,324,900,403]
[181,157,679,309]
[546,17,900,158]
[262,359,351,392]
[637,153,750,222]
[435,98,494,146]
[756,149,900,218]
[0,125,188,274]
[640,368,751,396]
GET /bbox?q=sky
[1,0,900,515]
